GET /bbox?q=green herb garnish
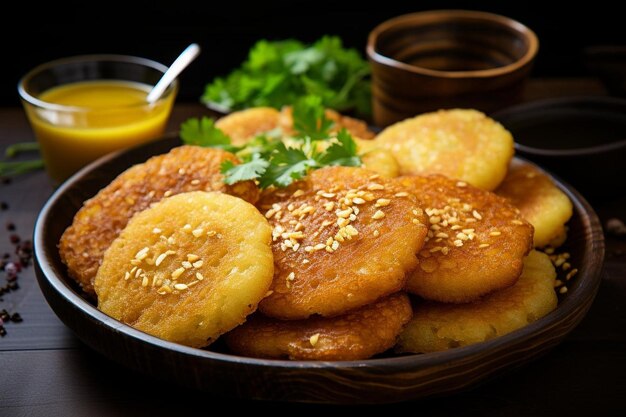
[202,36,371,118]
[181,96,362,188]
[0,142,43,177]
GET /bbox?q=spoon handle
[147,43,201,104]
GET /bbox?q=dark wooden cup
[367,10,539,127]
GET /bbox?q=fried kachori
[376,109,514,190]
[59,146,259,295]
[215,107,282,145]
[496,163,573,248]
[396,250,558,353]
[258,166,428,320]
[398,175,534,303]
[226,292,412,360]
[95,191,274,348]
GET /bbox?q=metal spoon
[146,43,201,104]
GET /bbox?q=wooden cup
[367,10,539,127]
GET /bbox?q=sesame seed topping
[287,272,295,281]
[456,181,467,187]
[207,231,217,237]
[372,210,385,220]
[313,243,326,251]
[124,271,130,280]
[183,224,192,231]
[512,220,524,225]
[441,247,450,255]
[451,225,462,230]
[163,190,173,197]
[302,259,310,264]
[187,254,200,262]
[472,210,482,220]
[135,268,143,278]
[412,218,420,224]
[171,268,185,279]
[375,198,391,207]
[293,189,305,197]
[155,252,171,266]
[134,247,149,260]
[309,333,320,347]
[436,232,449,238]
[373,230,380,237]
[395,192,409,197]
[141,276,149,287]
[182,261,192,269]
[489,231,501,236]
[454,240,464,247]
[321,192,336,198]
[352,197,366,205]
[566,269,578,280]
[195,272,204,281]
[367,183,385,190]
[192,228,204,237]
[157,285,172,295]
[152,228,162,234]
[430,246,442,253]
[331,240,339,250]
[479,243,490,248]
[430,216,441,224]
[559,286,568,294]
[324,202,335,211]
[174,283,188,291]
[345,225,359,236]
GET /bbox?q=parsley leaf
[180,117,237,151]
[259,143,319,188]
[221,153,269,185]
[202,36,371,118]
[292,96,334,140]
[317,129,361,167]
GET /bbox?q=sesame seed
[451,225,462,230]
[372,210,385,220]
[472,210,482,220]
[135,268,143,278]
[562,262,571,271]
[141,276,149,287]
[566,269,578,280]
[302,259,310,264]
[192,228,204,237]
[195,272,204,281]
[324,202,335,211]
[559,286,568,294]
[345,225,359,236]
[183,224,192,231]
[293,189,305,197]
[456,232,468,240]
[456,181,467,187]
[373,230,380,237]
[436,232,449,238]
[441,247,450,255]
[207,231,217,237]
[554,279,563,287]
[367,183,384,190]
[430,246,442,253]
[171,267,185,279]
[375,198,391,207]
[336,208,352,218]
[454,240,463,247]
[130,266,138,274]
[479,243,490,248]
[164,190,173,197]
[304,246,314,252]
[352,197,366,205]
[174,283,188,291]
[309,333,320,347]
[331,240,339,250]
[489,231,501,236]
[313,243,326,251]
[325,246,334,253]
[124,271,130,280]
[321,192,336,198]
[429,216,441,224]
[412,218,420,224]
[135,247,149,260]
[182,261,192,269]
[157,285,172,295]
[155,252,170,266]
[287,272,296,281]
[152,228,162,234]
[395,192,409,197]
[512,220,524,225]
[167,236,175,244]
[187,254,200,262]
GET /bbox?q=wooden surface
[1,78,625,414]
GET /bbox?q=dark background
[2,0,625,106]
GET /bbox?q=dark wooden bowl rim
[367,10,539,79]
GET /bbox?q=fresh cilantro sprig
[180,96,362,188]
[202,36,371,118]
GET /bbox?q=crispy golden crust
[398,175,534,303]
[375,109,514,190]
[226,293,412,360]
[495,163,573,248]
[396,251,557,353]
[95,192,274,348]
[59,146,259,295]
[257,166,428,319]
[215,107,282,145]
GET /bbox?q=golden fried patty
[376,109,514,190]
[496,162,573,248]
[399,175,534,303]
[95,192,274,348]
[258,166,428,320]
[59,146,259,295]
[215,106,376,145]
[355,138,400,178]
[226,292,412,360]
[396,250,557,353]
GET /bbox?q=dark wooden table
[1,79,625,416]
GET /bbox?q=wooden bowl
[33,136,604,404]
[492,96,626,199]
[367,10,539,127]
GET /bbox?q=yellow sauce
[26,80,175,183]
